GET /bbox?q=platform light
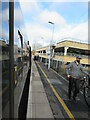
[48,21,55,69]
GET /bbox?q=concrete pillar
[40,57,42,62]
[40,51,43,62]
[52,48,55,57]
[64,47,69,56]
[48,46,51,69]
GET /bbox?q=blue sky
[20,1,88,48]
[22,2,88,24]
[1,1,89,49]
[38,2,88,23]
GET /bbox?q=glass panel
[0,1,2,119]
[14,2,29,118]
[1,2,9,119]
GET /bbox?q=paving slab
[36,104,53,118]
[30,84,45,93]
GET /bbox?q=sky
[0,0,89,49]
[19,0,89,48]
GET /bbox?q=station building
[36,40,90,74]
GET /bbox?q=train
[0,2,31,119]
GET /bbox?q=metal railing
[39,52,90,58]
[54,52,90,58]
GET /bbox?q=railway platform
[26,60,90,119]
[27,60,90,120]
[26,60,54,118]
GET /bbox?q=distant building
[36,40,90,70]
[0,39,9,61]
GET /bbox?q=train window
[1,2,10,119]
[14,2,29,118]
[0,1,30,119]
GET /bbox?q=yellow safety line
[36,62,75,120]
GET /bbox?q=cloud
[0,11,2,22]
[1,5,23,24]
[2,28,9,40]
[20,1,88,49]
[25,23,52,46]
[38,10,67,27]
[2,8,9,22]
[55,22,88,43]
[70,22,88,41]
[20,0,41,15]
[14,8,23,24]
[24,9,68,47]
[25,21,88,49]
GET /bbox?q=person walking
[66,56,89,101]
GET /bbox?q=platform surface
[27,60,54,118]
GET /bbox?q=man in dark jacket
[66,56,89,101]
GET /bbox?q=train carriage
[0,1,31,119]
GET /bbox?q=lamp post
[48,21,54,45]
[48,21,54,69]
